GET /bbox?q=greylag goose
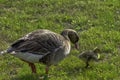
[78,47,101,68]
[1,29,79,75]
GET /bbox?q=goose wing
[8,29,64,55]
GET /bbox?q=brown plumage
[5,29,79,75]
[79,47,101,68]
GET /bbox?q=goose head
[61,29,79,50]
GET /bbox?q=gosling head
[93,47,101,59]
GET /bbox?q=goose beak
[75,42,79,50]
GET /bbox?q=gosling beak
[97,53,101,59]
[74,42,79,50]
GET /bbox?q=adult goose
[1,29,79,75]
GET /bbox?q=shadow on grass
[51,66,85,76]
[65,66,86,75]
[10,74,45,80]
[58,65,94,77]
[10,66,93,80]
[9,67,93,80]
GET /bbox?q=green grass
[0,0,120,80]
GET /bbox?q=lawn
[0,0,120,80]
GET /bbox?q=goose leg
[45,66,49,74]
[85,58,91,68]
[21,59,36,73]
[22,61,50,76]
[43,66,49,80]
[85,61,89,68]
[28,63,36,73]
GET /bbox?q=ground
[0,0,120,80]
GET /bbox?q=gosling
[78,47,101,68]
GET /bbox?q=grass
[0,0,120,80]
